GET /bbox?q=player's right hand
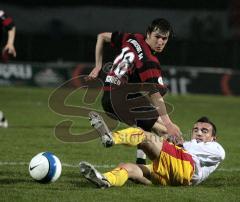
[85,67,101,81]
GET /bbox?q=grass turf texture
[0,86,239,202]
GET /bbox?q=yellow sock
[103,167,128,187]
[112,127,146,146]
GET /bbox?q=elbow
[97,33,104,39]
[221,151,225,161]
[218,148,225,161]
[97,32,111,42]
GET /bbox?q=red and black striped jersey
[0,10,15,42]
[104,31,167,96]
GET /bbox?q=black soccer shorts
[101,92,158,131]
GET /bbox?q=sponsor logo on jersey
[127,39,143,60]
[158,76,164,85]
[105,75,121,85]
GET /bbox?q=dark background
[0,0,229,9]
[1,0,240,69]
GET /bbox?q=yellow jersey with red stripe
[146,140,194,186]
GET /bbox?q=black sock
[136,158,146,165]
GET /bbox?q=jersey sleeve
[111,31,124,49]
[0,10,15,31]
[138,61,168,96]
[198,142,225,166]
[184,140,225,185]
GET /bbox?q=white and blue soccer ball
[29,152,62,183]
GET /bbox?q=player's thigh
[139,132,163,160]
[118,163,151,185]
[118,163,143,178]
[137,164,151,180]
[101,93,120,120]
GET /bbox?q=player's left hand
[166,134,184,146]
[165,122,181,137]
[164,122,184,146]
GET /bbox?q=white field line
[0,161,239,172]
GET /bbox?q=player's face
[191,122,214,143]
[146,29,170,53]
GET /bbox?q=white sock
[137,149,146,159]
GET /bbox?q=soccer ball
[29,152,62,183]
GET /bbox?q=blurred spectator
[0,10,16,62]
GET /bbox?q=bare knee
[118,163,151,185]
[118,163,141,178]
[118,163,134,174]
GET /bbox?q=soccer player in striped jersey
[0,10,16,62]
[80,112,225,187]
[87,18,181,164]
[0,10,16,127]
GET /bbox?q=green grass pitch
[0,86,239,202]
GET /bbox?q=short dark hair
[195,116,217,136]
[146,18,173,38]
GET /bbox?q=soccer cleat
[0,111,8,128]
[79,161,110,189]
[0,117,8,128]
[89,111,114,147]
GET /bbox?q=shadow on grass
[70,179,100,189]
[0,178,30,185]
[200,175,240,187]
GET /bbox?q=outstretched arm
[3,26,16,57]
[88,32,112,79]
[150,92,181,137]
